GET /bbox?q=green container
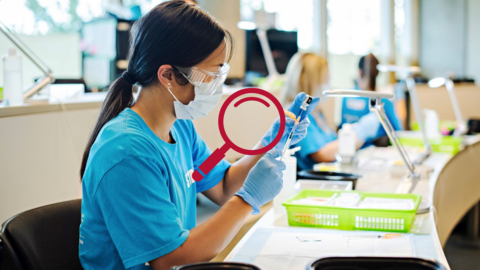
[282,190,422,233]
[398,135,462,155]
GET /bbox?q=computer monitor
[245,29,298,78]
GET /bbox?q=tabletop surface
[225,147,452,270]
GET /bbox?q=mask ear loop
[166,82,180,102]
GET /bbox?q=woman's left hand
[261,92,320,151]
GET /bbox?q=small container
[424,109,441,139]
[274,147,299,218]
[337,123,356,163]
[2,48,23,106]
[297,170,361,189]
[307,257,446,270]
[171,262,261,270]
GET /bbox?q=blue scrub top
[294,112,337,170]
[340,96,402,145]
[79,108,230,270]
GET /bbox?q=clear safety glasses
[175,63,230,95]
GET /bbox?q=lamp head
[376,64,421,74]
[428,77,447,88]
[323,89,394,99]
[237,21,257,30]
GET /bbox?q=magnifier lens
[193,88,285,182]
[223,97,277,150]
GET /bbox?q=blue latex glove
[261,92,320,150]
[235,149,286,214]
[352,112,381,141]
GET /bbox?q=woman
[280,53,378,170]
[340,53,403,146]
[79,2,316,269]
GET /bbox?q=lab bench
[222,142,480,270]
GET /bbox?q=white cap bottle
[274,147,300,220]
[338,123,356,160]
[2,48,23,106]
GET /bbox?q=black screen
[245,29,298,76]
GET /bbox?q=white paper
[253,232,413,270]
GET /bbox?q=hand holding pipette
[260,93,319,154]
[280,95,313,160]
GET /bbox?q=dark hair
[80,0,234,178]
[358,53,379,90]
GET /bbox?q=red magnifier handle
[193,144,230,181]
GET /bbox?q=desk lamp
[324,89,420,194]
[0,21,55,99]
[376,65,432,165]
[428,77,467,136]
[237,21,281,90]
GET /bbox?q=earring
[167,83,172,88]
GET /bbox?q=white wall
[466,0,480,83]
[0,108,98,223]
[419,0,467,79]
[197,0,246,79]
[0,33,82,90]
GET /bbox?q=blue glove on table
[261,92,320,150]
[352,112,381,141]
[235,149,286,214]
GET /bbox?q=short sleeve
[394,81,407,100]
[94,156,189,269]
[295,114,337,159]
[374,99,403,138]
[189,124,231,193]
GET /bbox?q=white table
[225,148,452,270]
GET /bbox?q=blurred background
[1,1,480,269]
[0,0,478,92]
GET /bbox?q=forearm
[309,136,365,163]
[204,142,265,205]
[149,196,252,270]
[223,142,264,197]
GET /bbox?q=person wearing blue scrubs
[280,53,380,170]
[78,2,318,269]
[340,54,403,147]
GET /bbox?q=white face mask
[168,87,222,120]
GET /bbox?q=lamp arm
[370,101,416,176]
[445,80,467,136]
[405,76,432,159]
[0,22,51,75]
[370,100,421,194]
[256,29,278,77]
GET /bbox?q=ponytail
[358,53,379,91]
[80,0,234,179]
[80,75,135,178]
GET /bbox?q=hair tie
[122,71,137,85]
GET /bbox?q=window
[240,0,315,50]
[0,0,104,34]
[327,0,381,55]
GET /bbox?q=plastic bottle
[424,109,441,139]
[338,124,356,161]
[2,48,23,106]
[273,147,299,220]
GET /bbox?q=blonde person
[280,53,380,170]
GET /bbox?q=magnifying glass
[193,88,286,181]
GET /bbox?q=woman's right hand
[235,149,285,214]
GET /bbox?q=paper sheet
[252,232,413,270]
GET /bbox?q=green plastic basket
[282,190,422,233]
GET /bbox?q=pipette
[280,95,313,160]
